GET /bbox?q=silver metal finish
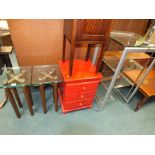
[126,57,155,103]
[92,44,100,65]
[102,46,155,107]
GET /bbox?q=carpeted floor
[0,53,155,135]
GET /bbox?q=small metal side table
[31,65,63,113]
[101,31,155,109]
[0,66,33,118]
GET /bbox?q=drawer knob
[80,95,84,99]
[82,86,86,90]
[79,102,83,106]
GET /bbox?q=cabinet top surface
[59,60,102,82]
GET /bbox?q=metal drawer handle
[79,102,83,106]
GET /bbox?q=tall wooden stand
[59,20,112,113]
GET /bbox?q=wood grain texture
[23,86,34,116]
[39,85,47,113]
[7,19,63,66]
[7,19,149,66]
[63,19,112,75]
[0,35,13,46]
[76,19,112,41]
[111,19,149,35]
[123,67,155,97]
[6,88,21,118]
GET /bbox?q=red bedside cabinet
[59,20,112,113]
[59,60,102,113]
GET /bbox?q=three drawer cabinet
[59,60,102,113]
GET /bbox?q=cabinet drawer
[63,91,96,102]
[63,99,94,109]
[64,81,99,94]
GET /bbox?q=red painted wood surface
[59,59,102,113]
[59,60,102,83]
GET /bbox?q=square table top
[31,65,63,85]
[0,66,32,88]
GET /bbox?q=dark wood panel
[111,19,149,35]
[0,35,13,46]
[76,19,112,41]
[64,19,74,43]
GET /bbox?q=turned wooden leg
[5,88,21,118]
[11,88,23,108]
[23,86,34,116]
[135,96,149,111]
[39,85,47,113]
[85,44,91,61]
[53,83,58,112]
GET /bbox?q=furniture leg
[0,89,8,109]
[69,41,76,77]
[95,44,106,74]
[62,34,66,62]
[28,86,33,106]
[69,20,77,77]
[4,55,13,67]
[23,86,34,116]
[69,45,74,77]
[96,38,110,73]
[135,96,149,111]
[99,61,105,72]
[85,44,91,61]
[5,88,21,118]
[39,85,47,113]
[11,88,23,108]
[0,94,8,109]
[53,83,58,112]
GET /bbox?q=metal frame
[101,46,155,107]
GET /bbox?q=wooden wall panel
[111,19,149,35]
[7,19,64,66]
[0,35,13,46]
